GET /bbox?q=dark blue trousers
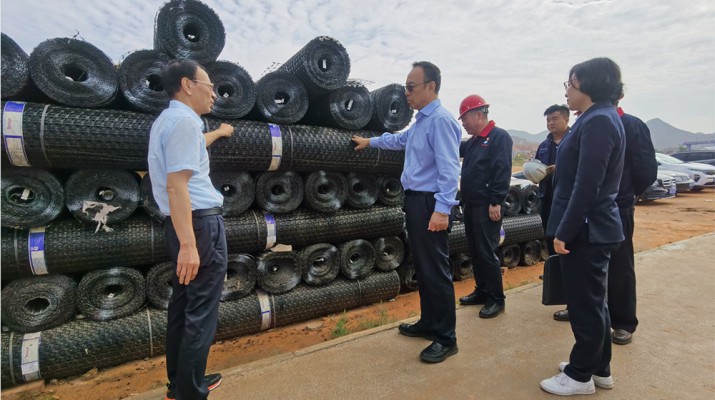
[608,209,637,333]
[404,194,456,346]
[561,226,619,382]
[165,215,227,400]
[463,203,505,304]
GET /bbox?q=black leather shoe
[398,322,434,340]
[459,289,488,305]
[553,309,570,321]
[420,341,458,363]
[612,329,633,345]
[479,303,505,318]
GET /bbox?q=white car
[655,153,715,192]
[659,169,695,193]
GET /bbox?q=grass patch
[358,307,396,330]
[331,312,350,338]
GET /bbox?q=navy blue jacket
[546,102,625,244]
[459,124,513,206]
[535,132,567,199]
[616,109,658,209]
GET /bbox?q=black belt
[404,189,435,197]
[192,207,223,217]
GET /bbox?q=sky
[2,0,714,135]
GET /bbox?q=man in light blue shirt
[148,59,233,400]
[352,61,461,363]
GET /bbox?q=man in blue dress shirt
[352,61,461,363]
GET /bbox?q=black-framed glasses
[404,80,433,92]
[193,79,215,90]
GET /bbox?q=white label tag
[21,332,41,382]
[268,124,282,171]
[264,213,276,249]
[256,290,272,330]
[28,227,48,275]
[2,102,30,166]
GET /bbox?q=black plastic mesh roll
[339,239,376,280]
[146,261,173,310]
[377,175,404,206]
[300,82,372,130]
[277,36,350,96]
[501,244,521,268]
[153,0,225,64]
[519,240,542,266]
[28,38,117,107]
[448,221,468,255]
[451,253,474,281]
[205,61,256,119]
[1,33,30,99]
[366,84,413,132]
[502,214,544,246]
[397,262,417,293]
[504,185,522,217]
[255,251,301,294]
[1,307,167,388]
[210,171,255,217]
[519,184,540,215]
[1,167,64,228]
[139,173,164,221]
[372,236,404,272]
[76,267,146,321]
[255,171,304,213]
[249,71,309,125]
[1,274,77,332]
[2,102,405,174]
[302,170,347,213]
[118,49,171,113]
[222,253,256,301]
[345,172,378,208]
[64,169,140,226]
[299,243,340,286]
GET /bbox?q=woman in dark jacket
[540,57,625,396]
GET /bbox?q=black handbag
[542,254,567,305]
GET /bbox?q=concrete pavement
[133,232,715,400]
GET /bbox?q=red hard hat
[459,94,489,119]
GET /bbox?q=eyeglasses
[563,80,579,90]
[404,81,433,92]
[192,79,215,90]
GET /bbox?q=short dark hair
[412,61,441,94]
[162,59,204,98]
[569,57,623,104]
[543,104,569,118]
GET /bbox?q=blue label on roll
[499,225,506,246]
[28,228,48,275]
[4,101,25,113]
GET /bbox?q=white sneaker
[541,372,595,396]
[559,362,614,389]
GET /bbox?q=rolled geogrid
[146,261,173,310]
[0,274,77,333]
[1,167,64,228]
[1,101,404,174]
[139,173,164,221]
[519,184,540,215]
[451,253,473,281]
[504,185,522,217]
[255,171,304,213]
[365,84,413,132]
[76,267,146,321]
[339,239,376,280]
[302,170,347,213]
[300,82,372,130]
[377,175,404,206]
[153,0,225,64]
[221,253,257,301]
[210,170,255,217]
[345,172,378,208]
[249,71,309,125]
[501,214,544,246]
[255,251,302,294]
[519,240,542,266]
[28,38,118,107]
[501,244,521,268]
[205,61,256,119]
[64,169,140,226]
[1,33,30,99]
[118,49,171,113]
[277,36,350,96]
[372,236,404,272]
[1,206,405,280]
[397,262,418,293]
[299,243,340,286]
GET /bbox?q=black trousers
[463,203,505,304]
[404,194,456,346]
[165,215,227,400]
[561,226,619,382]
[539,196,556,256]
[608,208,637,333]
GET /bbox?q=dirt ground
[5,190,714,400]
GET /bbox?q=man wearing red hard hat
[457,94,513,318]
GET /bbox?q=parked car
[669,150,715,167]
[639,173,676,202]
[659,169,695,193]
[655,153,715,191]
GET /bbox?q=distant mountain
[645,118,715,151]
[507,129,547,144]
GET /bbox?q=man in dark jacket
[457,94,513,318]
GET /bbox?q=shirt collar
[169,99,204,129]
[416,99,441,119]
[478,120,496,137]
